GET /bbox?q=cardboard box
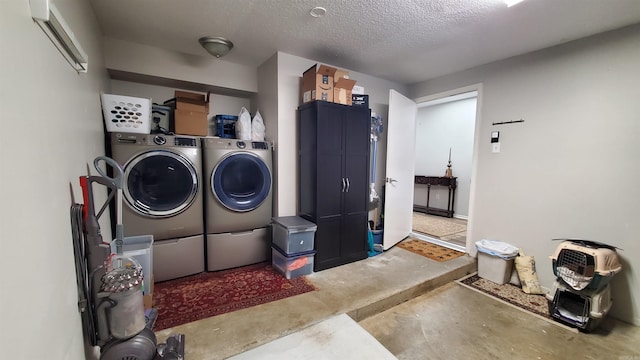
[175,90,209,113]
[173,90,209,136]
[334,69,349,82]
[302,64,337,103]
[334,77,357,105]
[175,109,208,136]
[352,94,369,108]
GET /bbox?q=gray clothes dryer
[110,133,205,281]
[202,137,273,271]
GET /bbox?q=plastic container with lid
[271,245,316,279]
[272,216,317,254]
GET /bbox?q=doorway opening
[410,85,481,253]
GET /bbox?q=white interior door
[383,90,417,250]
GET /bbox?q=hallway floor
[154,243,638,360]
[412,211,467,249]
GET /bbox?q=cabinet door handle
[342,178,346,192]
[346,178,350,192]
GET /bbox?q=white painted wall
[414,98,476,217]
[1,0,110,359]
[256,54,279,211]
[409,25,640,325]
[273,52,408,217]
[103,37,257,93]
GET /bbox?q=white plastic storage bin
[271,246,315,279]
[111,235,153,295]
[272,216,317,254]
[101,93,152,134]
[475,239,518,285]
[477,252,515,285]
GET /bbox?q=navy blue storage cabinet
[297,101,370,271]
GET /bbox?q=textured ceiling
[89,0,640,85]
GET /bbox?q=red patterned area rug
[152,262,316,331]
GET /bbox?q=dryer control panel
[251,142,269,150]
[174,137,198,147]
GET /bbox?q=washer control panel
[251,142,268,150]
[174,137,198,147]
[153,135,166,145]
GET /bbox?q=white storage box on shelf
[271,216,317,254]
[546,278,612,332]
[550,239,621,291]
[271,245,315,279]
[110,235,154,295]
[475,239,519,284]
[101,93,152,134]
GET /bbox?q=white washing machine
[110,133,205,281]
[202,137,273,271]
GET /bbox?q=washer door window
[212,152,271,212]
[124,150,198,217]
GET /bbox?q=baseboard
[540,285,551,297]
[410,232,466,253]
[453,214,468,220]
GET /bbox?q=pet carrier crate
[546,279,612,332]
[550,239,621,291]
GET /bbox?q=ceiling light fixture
[504,0,525,7]
[199,36,234,58]
[309,6,327,18]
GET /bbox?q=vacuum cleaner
[71,156,184,360]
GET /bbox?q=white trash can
[475,239,519,285]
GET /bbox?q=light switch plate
[492,143,500,153]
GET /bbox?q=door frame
[413,83,483,254]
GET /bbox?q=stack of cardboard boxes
[172,90,210,136]
[301,64,367,107]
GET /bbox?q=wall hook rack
[493,119,525,126]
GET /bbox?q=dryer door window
[124,150,198,217]
[212,152,271,212]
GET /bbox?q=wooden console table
[413,176,457,218]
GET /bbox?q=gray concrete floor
[361,283,640,360]
[154,243,638,360]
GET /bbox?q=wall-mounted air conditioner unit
[30,0,89,72]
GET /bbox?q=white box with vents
[101,93,151,134]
